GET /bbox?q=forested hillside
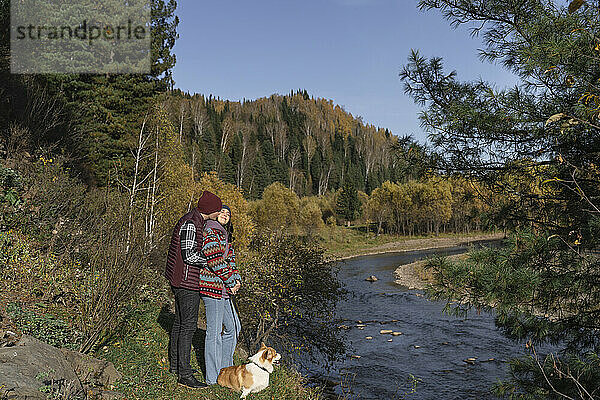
[160,90,434,199]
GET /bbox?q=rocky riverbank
[394,253,467,290]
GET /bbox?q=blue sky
[172,0,519,143]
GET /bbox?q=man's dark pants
[169,287,200,378]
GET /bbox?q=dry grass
[319,224,503,260]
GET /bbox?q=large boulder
[0,335,84,399]
[0,335,123,400]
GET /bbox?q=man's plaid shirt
[179,221,207,266]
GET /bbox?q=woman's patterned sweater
[200,226,240,298]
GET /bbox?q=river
[302,242,541,400]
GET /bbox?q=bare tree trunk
[303,133,316,194]
[178,101,186,144]
[217,119,233,176]
[276,123,289,162]
[125,117,150,253]
[187,146,196,212]
[236,131,249,188]
[147,128,160,251]
[318,164,333,196]
[289,148,301,192]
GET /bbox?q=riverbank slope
[321,226,504,261]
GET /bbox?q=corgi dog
[217,343,281,398]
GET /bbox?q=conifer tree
[402,0,600,396]
[336,181,362,226]
[42,0,179,184]
[249,152,270,200]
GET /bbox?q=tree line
[249,176,492,237]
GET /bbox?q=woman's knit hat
[197,191,222,214]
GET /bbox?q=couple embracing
[164,190,242,389]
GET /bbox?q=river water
[302,242,537,400]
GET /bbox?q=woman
[200,205,242,385]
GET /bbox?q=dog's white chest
[246,364,270,391]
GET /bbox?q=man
[165,190,222,389]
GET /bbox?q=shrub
[299,196,324,236]
[317,192,336,223]
[237,232,345,363]
[2,156,88,255]
[0,164,23,229]
[0,229,77,318]
[0,156,150,353]
[250,182,300,234]
[74,195,148,353]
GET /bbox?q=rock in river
[365,275,378,282]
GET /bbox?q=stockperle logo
[11,0,151,74]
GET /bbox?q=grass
[318,224,499,259]
[318,225,398,259]
[100,301,322,400]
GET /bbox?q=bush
[299,196,324,236]
[0,229,78,319]
[250,182,300,234]
[237,232,345,363]
[317,192,336,223]
[0,157,150,353]
[73,195,148,353]
[0,164,23,228]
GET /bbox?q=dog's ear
[259,342,267,350]
[261,349,269,362]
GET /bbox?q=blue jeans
[202,296,241,385]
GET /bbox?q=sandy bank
[393,253,466,290]
[391,233,504,289]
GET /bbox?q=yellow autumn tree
[367,181,396,235]
[250,182,300,234]
[299,196,324,236]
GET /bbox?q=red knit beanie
[197,191,222,214]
